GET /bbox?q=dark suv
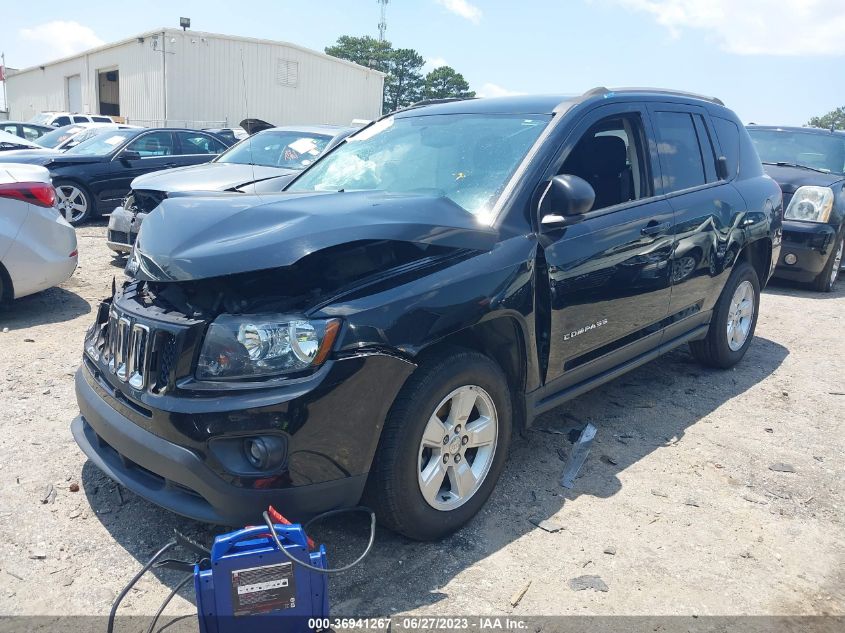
[746,125,844,292]
[73,89,782,541]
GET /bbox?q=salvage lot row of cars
[0,89,844,542]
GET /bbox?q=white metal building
[6,28,385,128]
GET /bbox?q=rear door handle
[641,221,671,236]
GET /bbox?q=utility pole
[1,53,7,116]
[378,0,389,42]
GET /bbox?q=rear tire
[365,347,512,541]
[811,234,843,293]
[689,260,760,369]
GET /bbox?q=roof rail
[583,86,724,106]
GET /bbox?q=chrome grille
[128,323,150,389]
[96,305,175,392]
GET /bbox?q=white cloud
[20,21,104,59]
[612,0,845,55]
[476,83,524,98]
[435,0,483,24]
[425,56,449,70]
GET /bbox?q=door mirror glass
[120,149,141,162]
[540,174,595,227]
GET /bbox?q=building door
[97,69,120,116]
[66,75,81,112]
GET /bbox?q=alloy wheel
[417,385,498,511]
[56,186,88,224]
[726,280,755,351]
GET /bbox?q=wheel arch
[415,314,531,435]
[738,237,772,287]
[0,261,13,303]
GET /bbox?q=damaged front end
[76,190,497,524]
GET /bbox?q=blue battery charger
[196,524,329,633]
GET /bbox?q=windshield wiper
[763,161,831,174]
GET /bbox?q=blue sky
[2,0,844,125]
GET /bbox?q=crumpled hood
[132,191,497,282]
[131,162,293,193]
[763,164,844,194]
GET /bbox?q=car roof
[394,87,726,118]
[746,125,845,137]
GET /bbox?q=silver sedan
[0,164,77,302]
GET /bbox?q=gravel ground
[0,220,842,621]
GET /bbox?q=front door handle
[641,221,671,236]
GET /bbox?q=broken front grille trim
[97,304,181,394]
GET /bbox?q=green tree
[423,66,475,100]
[383,48,425,112]
[326,36,475,113]
[808,106,845,130]
[325,35,392,74]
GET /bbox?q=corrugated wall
[7,29,384,127]
[6,37,166,121]
[163,29,384,126]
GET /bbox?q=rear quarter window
[712,117,740,178]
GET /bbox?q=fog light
[784,253,797,265]
[243,436,286,471]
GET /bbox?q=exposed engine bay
[129,239,454,319]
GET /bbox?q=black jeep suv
[74,89,782,541]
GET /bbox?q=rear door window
[176,131,227,155]
[72,115,89,123]
[712,117,740,178]
[21,125,44,140]
[53,116,71,126]
[652,111,708,193]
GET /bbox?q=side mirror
[540,174,595,228]
[120,149,141,162]
[716,156,729,180]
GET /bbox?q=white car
[29,112,114,127]
[0,164,78,302]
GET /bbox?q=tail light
[0,182,57,208]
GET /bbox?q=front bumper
[73,352,414,526]
[771,220,838,283]
[106,206,145,253]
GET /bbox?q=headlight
[196,314,340,380]
[125,246,140,278]
[784,186,834,223]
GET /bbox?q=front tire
[54,180,94,225]
[366,347,512,541]
[812,234,843,293]
[689,260,760,369]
